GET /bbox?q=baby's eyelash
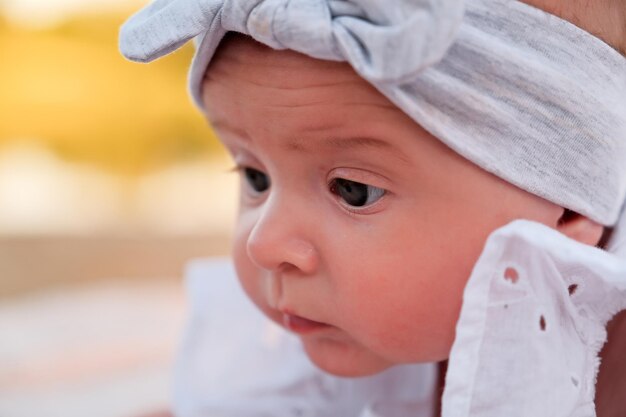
[328,177,386,212]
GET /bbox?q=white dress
[173,212,626,417]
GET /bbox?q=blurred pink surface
[0,280,186,417]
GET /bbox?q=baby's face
[202,34,560,377]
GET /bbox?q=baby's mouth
[282,312,330,334]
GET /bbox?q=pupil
[245,168,269,192]
[336,179,368,206]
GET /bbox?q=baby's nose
[246,197,319,275]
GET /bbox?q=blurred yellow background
[0,0,238,294]
[0,5,221,176]
[0,1,237,415]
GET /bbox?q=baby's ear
[556,209,605,247]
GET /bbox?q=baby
[120,0,626,414]
[203,31,599,375]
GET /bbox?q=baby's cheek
[232,230,256,298]
[336,264,463,363]
[232,236,285,328]
[232,216,266,309]
[375,298,457,362]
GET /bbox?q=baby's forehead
[203,38,424,163]
[202,35,405,140]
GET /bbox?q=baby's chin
[300,334,395,378]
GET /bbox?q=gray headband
[119,0,626,225]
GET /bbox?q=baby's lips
[282,311,330,334]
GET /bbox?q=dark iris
[333,178,368,207]
[244,167,270,193]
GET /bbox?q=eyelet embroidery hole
[539,315,546,331]
[568,284,578,295]
[504,267,519,284]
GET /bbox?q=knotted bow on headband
[120,0,464,83]
[119,0,626,226]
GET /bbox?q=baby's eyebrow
[284,136,411,165]
[210,120,250,141]
[211,119,411,165]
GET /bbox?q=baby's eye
[243,167,270,193]
[330,178,385,208]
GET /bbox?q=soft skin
[523,0,625,55]
[201,33,602,377]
